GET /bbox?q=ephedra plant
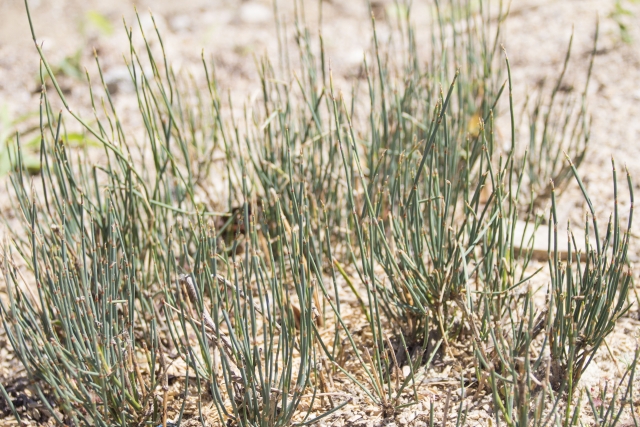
[0,0,636,426]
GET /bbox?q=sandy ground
[1,0,640,425]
